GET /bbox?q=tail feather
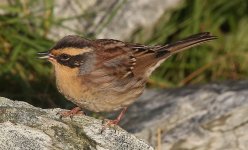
[155,32,217,58]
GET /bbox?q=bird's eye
[59,54,70,61]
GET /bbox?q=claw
[57,107,84,119]
[101,107,127,133]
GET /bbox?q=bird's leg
[102,107,127,132]
[57,107,85,119]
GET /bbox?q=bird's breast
[54,64,145,112]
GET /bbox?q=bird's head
[38,35,95,75]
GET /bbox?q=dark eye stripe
[56,53,91,68]
[58,54,70,61]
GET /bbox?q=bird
[38,32,216,126]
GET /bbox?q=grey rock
[0,0,183,40]
[0,97,153,150]
[48,0,97,40]
[48,0,182,40]
[1,80,247,150]
[96,0,182,40]
[48,0,183,40]
[121,81,248,150]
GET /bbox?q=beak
[37,51,54,60]
[37,52,49,59]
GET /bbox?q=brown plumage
[38,32,216,125]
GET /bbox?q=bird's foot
[57,107,84,119]
[101,107,127,133]
[101,118,120,133]
[102,118,121,126]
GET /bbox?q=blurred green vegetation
[0,0,248,108]
[132,0,248,88]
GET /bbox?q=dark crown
[51,35,92,50]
